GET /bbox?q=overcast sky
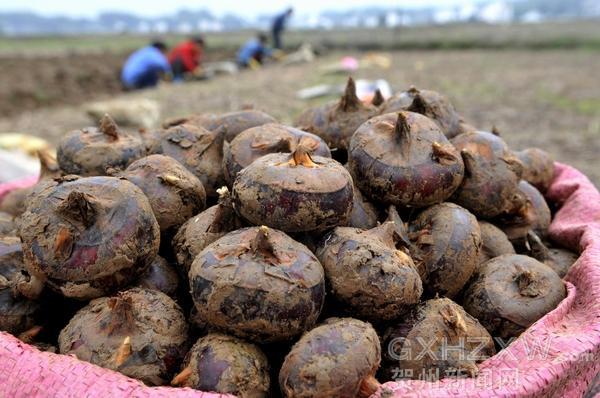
[2,0,472,18]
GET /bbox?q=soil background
[0,38,599,186]
[0,49,234,118]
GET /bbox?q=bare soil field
[0,52,123,117]
[2,21,599,55]
[0,49,599,187]
[1,21,599,118]
[0,49,234,117]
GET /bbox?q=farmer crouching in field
[169,36,205,81]
[237,34,273,69]
[121,41,171,90]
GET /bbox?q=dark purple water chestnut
[0,191,27,220]
[316,221,422,321]
[205,110,279,143]
[172,187,243,274]
[158,123,225,198]
[346,183,379,230]
[58,288,189,386]
[135,256,179,298]
[279,317,381,398]
[526,232,578,278]
[57,114,145,176]
[121,154,206,236]
[232,144,353,233]
[17,325,49,348]
[379,87,468,139]
[456,118,479,136]
[162,114,212,129]
[342,163,379,230]
[478,221,515,265]
[165,110,278,143]
[189,226,325,343]
[348,112,464,208]
[514,147,555,193]
[223,123,331,184]
[296,77,378,152]
[409,202,481,298]
[171,333,270,397]
[0,212,16,236]
[35,343,58,353]
[136,127,163,155]
[371,88,386,108]
[381,298,495,382]
[18,176,160,300]
[0,150,62,217]
[495,180,551,245]
[0,237,40,335]
[450,131,526,219]
[462,254,566,339]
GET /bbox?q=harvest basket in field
[0,162,599,398]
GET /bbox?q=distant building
[433,8,457,24]
[583,0,600,17]
[384,12,401,28]
[457,4,478,22]
[521,10,543,23]
[478,1,514,24]
[363,16,379,28]
[3,1,600,36]
[153,21,168,34]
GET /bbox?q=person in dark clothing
[237,33,272,68]
[169,36,205,81]
[271,7,293,50]
[121,41,170,90]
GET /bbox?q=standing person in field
[169,36,205,81]
[121,41,171,90]
[271,7,293,50]
[237,33,272,68]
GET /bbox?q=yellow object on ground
[282,44,315,66]
[360,53,392,69]
[85,98,161,129]
[248,58,262,70]
[272,49,286,61]
[0,134,52,156]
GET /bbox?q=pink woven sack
[0,174,38,201]
[1,162,599,398]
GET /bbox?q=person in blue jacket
[271,7,293,49]
[121,41,171,90]
[237,34,272,68]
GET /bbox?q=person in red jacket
[168,36,205,81]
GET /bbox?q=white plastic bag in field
[85,98,161,129]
